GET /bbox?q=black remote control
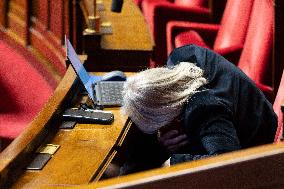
[62,108,114,124]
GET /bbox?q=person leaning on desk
[109,45,277,176]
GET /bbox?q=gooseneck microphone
[111,0,123,13]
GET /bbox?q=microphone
[111,0,123,13]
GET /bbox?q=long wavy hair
[121,62,207,134]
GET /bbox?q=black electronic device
[111,0,123,13]
[62,108,114,124]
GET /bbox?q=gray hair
[121,62,207,134]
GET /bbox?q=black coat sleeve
[119,124,170,175]
[171,93,241,165]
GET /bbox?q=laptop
[65,37,125,107]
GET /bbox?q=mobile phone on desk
[62,108,114,124]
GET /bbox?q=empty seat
[167,0,254,64]
[141,0,211,67]
[237,0,274,98]
[168,0,274,101]
[0,40,56,149]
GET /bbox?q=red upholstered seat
[0,40,55,147]
[168,0,274,101]
[134,0,208,10]
[237,0,274,92]
[167,0,254,64]
[175,30,209,49]
[273,70,284,142]
[175,0,208,7]
[141,0,211,67]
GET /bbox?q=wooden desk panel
[98,0,153,51]
[48,142,284,189]
[83,0,154,72]
[0,67,131,188]
[11,115,128,188]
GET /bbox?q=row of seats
[133,0,283,141]
[0,39,57,149]
[134,0,274,97]
[0,0,67,150]
[136,0,273,91]
[168,0,274,99]
[140,0,212,67]
[167,0,253,64]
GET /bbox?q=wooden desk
[0,66,132,188]
[88,142,284,189]
[36,143,284,189]
[82,0,154,72]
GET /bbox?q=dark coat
[120,45,277,174]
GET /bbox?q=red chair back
[142,0,211,67]
[213,0,254,50]
[0,40,54,148]
[237,0,274,84]
[273,70,284,142]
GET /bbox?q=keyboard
[94,81,125,106]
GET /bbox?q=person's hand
[157,129,189,153]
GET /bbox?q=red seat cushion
[213,0,253,50]
[175,0,208,7]
[237,0,274,85]
[141,0,210,66]
[168,0,254,64]
[175,30,209,49]
[0,40,53,141]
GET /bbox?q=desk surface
[0,67,132,188]
[83,0,154,71]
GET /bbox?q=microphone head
[111,0,123,13]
